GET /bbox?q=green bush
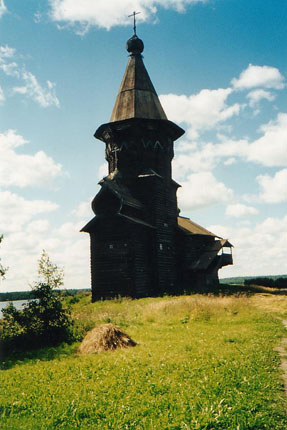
[1,285,73,351]
[0,251,74,353]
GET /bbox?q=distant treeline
[221,275,287,285]
[244,277,287,289]
[0,289,90,302]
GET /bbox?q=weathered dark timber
[82,33,233,301]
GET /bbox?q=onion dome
[126,34,144,55]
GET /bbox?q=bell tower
[82,31,184,300]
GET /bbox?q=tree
[36,250,64,290]
[0,250,74,352]
[0,235,8,280]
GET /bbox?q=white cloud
[0,0,6,19]
[231,64,285,90]
[160,88,241,137]
[49,0,207,31]
[247,113,287,167]
[0,191,58,233]
[173,137,249,176]
[0,61,20,77]
[247,89,275,107]
[177,172,234,211]
[224,157,236,166]
[225,203,258,218]
[0,46,18,77]
[0,129,63,187]
[257,169,287,203]
[0,45,60,108]
[13,71,60,108]
[26,219,50,234]
[172,112,287,178]
[211,216,287,278]
[1,205,90,292]
[0,45,15,60]
[0,86,4,104]
[34,12,42,24]
[72,200,92,219]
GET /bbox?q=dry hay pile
[78,323,136,354]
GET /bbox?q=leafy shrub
[0,251,74,353]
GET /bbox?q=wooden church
[82,31,233,301]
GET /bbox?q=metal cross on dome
[128,11,141,35]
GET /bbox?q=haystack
[78,323,136,354]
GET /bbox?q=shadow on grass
[0,342,78,370]
[214,283,287,296]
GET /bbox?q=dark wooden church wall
[90,218,136,300]
[152,177,177,293]
[133,228,153,297]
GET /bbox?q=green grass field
[1,293,287,429]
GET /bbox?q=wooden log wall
[90,218,135,300]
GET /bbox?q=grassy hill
[1,293,287,429]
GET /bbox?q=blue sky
[0,0,286,292]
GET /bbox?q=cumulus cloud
[257,169,287,203]
[72,200,92,219]
[247,89,275,107]
[172,112,287,180]
[0,61,20,77]
[231,64,285,90]
[0,45,60,108]
[0,0,7,19]
[177,172,234,211]
[173,137,249,176]
[247,113,287,167]
[210,216,287,278]
[223,157,236,166]
[160,88,241,138]
[0,45,15,60]
[225,203,258,218]
[13,71,60,108]
[160,64,284,139]
[1,202,90,291]
[0,129,63,187]
[49,0,207,31]
[0,86,4,104]
[0,191,58,233]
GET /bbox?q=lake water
[0,300,30,318]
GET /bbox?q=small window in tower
[159,243,163,250]
[109,244,113,249]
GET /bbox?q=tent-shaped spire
[110,34,167,122]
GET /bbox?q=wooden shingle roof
[177,216,220,237]
[110,37,167,122]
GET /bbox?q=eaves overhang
[95,117,184,143]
